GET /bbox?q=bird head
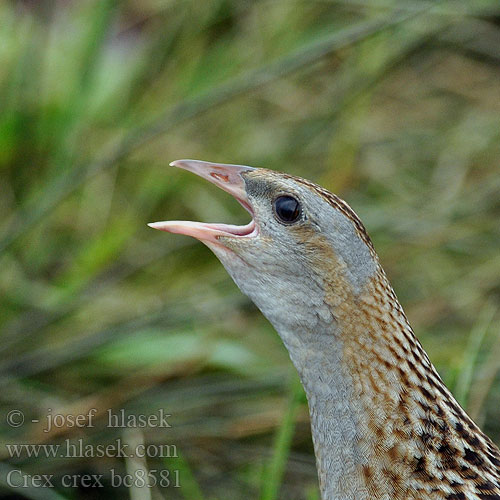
[149,160,379,345]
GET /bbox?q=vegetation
[0,1,499,498]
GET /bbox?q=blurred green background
[1,0,499,498]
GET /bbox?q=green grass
[260,375,304,500]
[0,0,499,498]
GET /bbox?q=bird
[149,159,500,500]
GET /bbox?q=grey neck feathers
[277,321,372,500]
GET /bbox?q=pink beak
[148,159,257,246]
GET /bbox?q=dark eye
[273,196,301,224]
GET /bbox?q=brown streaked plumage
[150,160,500,500]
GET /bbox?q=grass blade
[260,374,303,500]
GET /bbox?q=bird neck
[276,265,500,500]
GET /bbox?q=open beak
[148,159,258,247]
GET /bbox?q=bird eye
[273,196,301,224]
